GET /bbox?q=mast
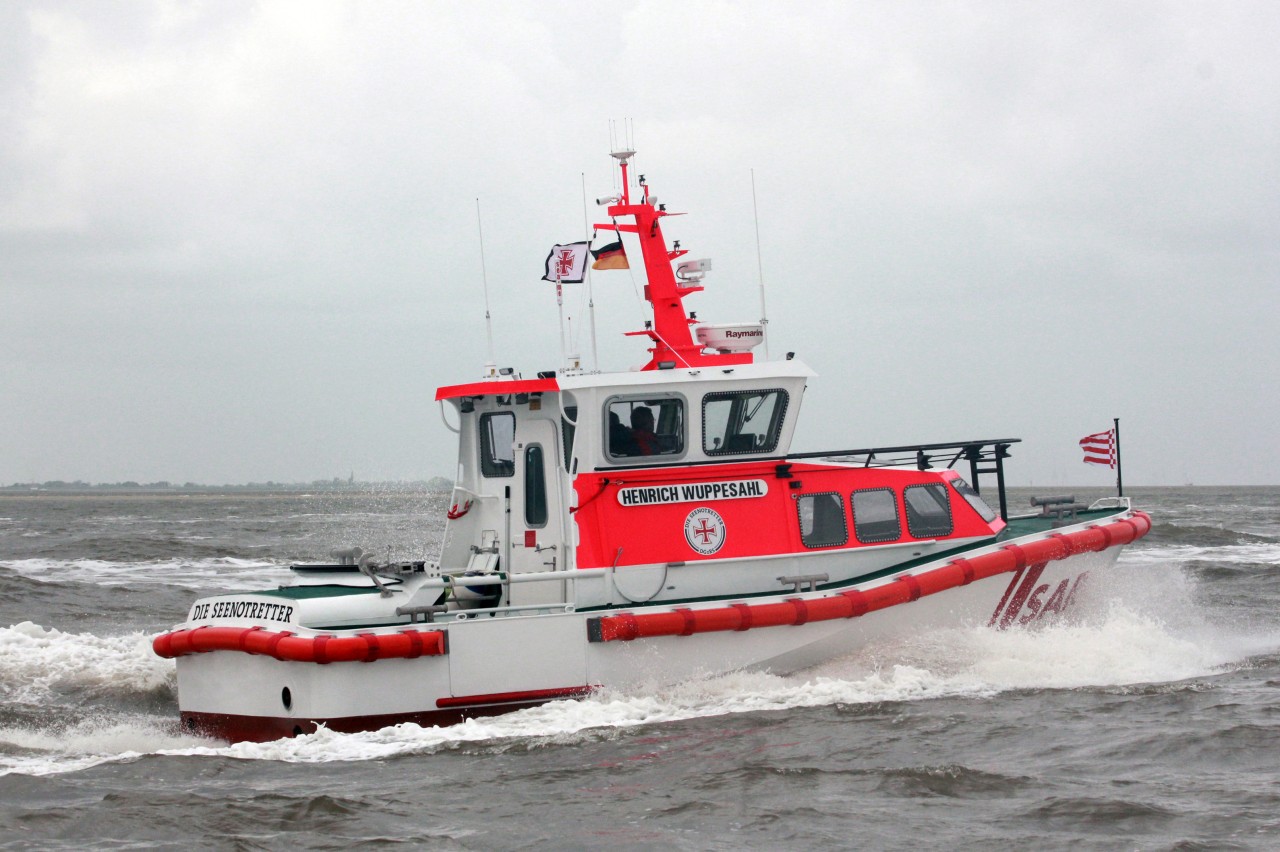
[596,149,753,371]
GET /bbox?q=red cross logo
[555,249,576,278]
[685,507,726,554]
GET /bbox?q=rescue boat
[155,149,1151,743]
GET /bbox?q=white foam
[1,557,291,590]
[0,621,173,703]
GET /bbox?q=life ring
[446,500,473,520]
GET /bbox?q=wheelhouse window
[524,445,548,527]
[479,412,515,478]
[605,395,685,460]
[903,483,953,538]
[851,488,901,543]
[951,477,997,522]
[702,389,788,455]
[796,492,848,548]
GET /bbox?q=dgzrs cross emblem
[684,507,726,555]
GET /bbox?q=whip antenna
[476,198,497,377]
[581,172,600,371]
[751,169,771,360]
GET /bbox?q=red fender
[589,511,1152,643]
[152,626,447,662]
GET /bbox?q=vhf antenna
[476,198,496,377]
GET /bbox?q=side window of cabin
[524,444,548,527]
[796,492,848,548]
[950,477,997,522]
[702,389,788,455]
[561,405,577,472]
[479,412,515,478]
[903,483,953,538]
[851,488,901,543]
[605,397,684,460]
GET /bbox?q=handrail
[786,438,1018,522]
[784,438,1021,462]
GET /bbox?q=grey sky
[2,1,1277,486]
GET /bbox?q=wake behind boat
[154,150,1151,743]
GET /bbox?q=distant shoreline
[0,481,452,497]
[1,483,1271,498]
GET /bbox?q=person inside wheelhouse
[630,407,660,455]
[607,398,684,459]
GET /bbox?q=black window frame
[903,483,953,538]
[524,443,548,528]
[796,491,849,549]
[479,411,515,478]
[701,388,789,456]
[603,394,687,463]
[851,487,902,544]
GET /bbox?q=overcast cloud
[2,1,1277,486]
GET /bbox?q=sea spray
[0,621,173,703]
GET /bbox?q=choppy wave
[0,557,292,591]
[4,589,1275,778]
[0,621,173,705]
[1145,522,1278,548]
[0,717,209,778]
[1122,541,1280,570]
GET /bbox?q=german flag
[591,240,629,270]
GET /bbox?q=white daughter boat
[155,150,1151,742]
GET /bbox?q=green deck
[254,584,384,600]
[1000,507,1125,539]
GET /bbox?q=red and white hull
[158,510,1149,742]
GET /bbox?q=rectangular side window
[796,492,848,548]
[852,488,901,543]
[479,412,515,478]
[606,396,685,460]
[702,389,788,455]
[904,483,953,538]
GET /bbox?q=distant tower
[348,470,354,485]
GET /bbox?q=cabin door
[508,418,565,606]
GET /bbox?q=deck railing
[785,438,1021,521]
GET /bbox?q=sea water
[1,487,1278,849]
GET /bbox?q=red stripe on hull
[182,692,592,744]
[435,685,596,709]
